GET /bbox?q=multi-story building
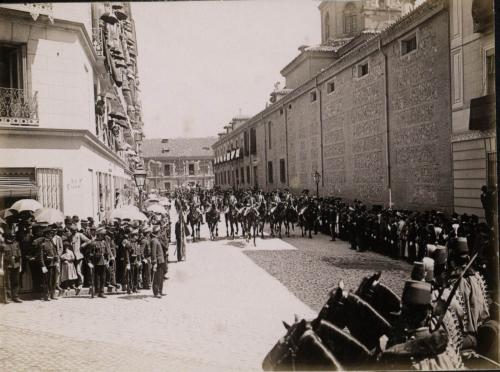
[214,0,456,213]
[449,0,496,219]
[0,3,145,221]
[142,137,216,192]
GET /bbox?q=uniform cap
[72,215,80,222]
[432,246,447,265]
[455,237,469,256]
[402,280,431,306]
[411,261,425,281]
[422,257,435,282]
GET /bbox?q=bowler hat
[402,280,431,306]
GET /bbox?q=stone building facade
[0,3,145,220]
[142,137,216,192]
[449,0,496,218]
[214,0,454,212]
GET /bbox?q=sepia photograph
[0,0,498,371]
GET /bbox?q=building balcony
[0,88,39,126]
[0,3,53,21]
[92,27,104,57]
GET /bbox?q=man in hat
[87,227,112,298]
[449,237,491,351]
[150,225,165,298]
[480,185,495,227]
[36,226,60,301]
[104,225,118,291]
[379,280,463,369]
[72,215,81,231]
[69,223,90,295]
[140,226,152,290]
[123,229,140,294]
[2,231,23,302]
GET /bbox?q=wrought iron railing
[92,27,104,57]
[0,87,39,126]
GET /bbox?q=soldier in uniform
[150,225,165,298]
[37,226,60,301]
[2,231,23,302]
[140,226,152,290]
[87,227,112,298]
[104,225,118,291]
[123,229,140,294]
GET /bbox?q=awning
[0,176,38,198]
[469,94,496,131]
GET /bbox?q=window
[244,131,249,156]
[288,104,292,110]
[280,159,286,184]
[343,3,357,35]
[188,163,195,176]
[247,166,250,184]
[310,91,317,102]
[268,161,273,184]
[268,122,272,149]
[235,169,239,184]
[0,44,24,89]
[324,12,330,41]
[250,127,257,155]
[327,81,335,94]
[241,167,245,184]
[253,166,258,187]
[164,164,171,176]
[486,49,495,95]
[401,35,417,56]
[357,62,369,78]
[280,108,284,115]
[164,182,171,190]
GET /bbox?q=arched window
[324,12,330,41]
[343,2,357,35]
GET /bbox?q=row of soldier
[0,212,175,302]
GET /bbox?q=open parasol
[34,208,64,225]
[146,204,167,214]
[110,205,147,221]
[9,199,43,213]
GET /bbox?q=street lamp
[312,170,321,197]
[133,167,147,211]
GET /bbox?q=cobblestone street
[1,216,412,371]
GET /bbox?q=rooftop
[142,137,217,158]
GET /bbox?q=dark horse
[205,203,220,241]
[269,202,286,238]
[262,280,394,371]
[243,206,259,246]
[224,204,240,238]
[187,204,202,242]
[257,202,268,239]
[299,201,318,239]
[284,202,299,237]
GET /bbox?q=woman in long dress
[60,242,78,294]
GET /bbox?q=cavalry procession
[3,184,497,370]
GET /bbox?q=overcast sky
[132,0,320,139]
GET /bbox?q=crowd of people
[0,198,192,302]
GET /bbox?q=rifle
[431,252,478,332]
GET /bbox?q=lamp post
[133,167,147,211]
[312,170,321,198]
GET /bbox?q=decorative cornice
[451,129,496,143]
[0,127,127,168]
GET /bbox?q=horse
[299,201,318,239]
[270,202,286,238]
[284,202,299,237]
[244,206,259,246]
[262,316,375,371]
[257,202,268,239]
[205,203,220,241]
[317,280,394,351]
[187,204,202,242]
[224,204,240,239]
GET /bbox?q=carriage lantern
[312,171,321,197]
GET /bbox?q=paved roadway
[0,211,411,371]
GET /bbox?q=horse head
[355,272,402,325]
